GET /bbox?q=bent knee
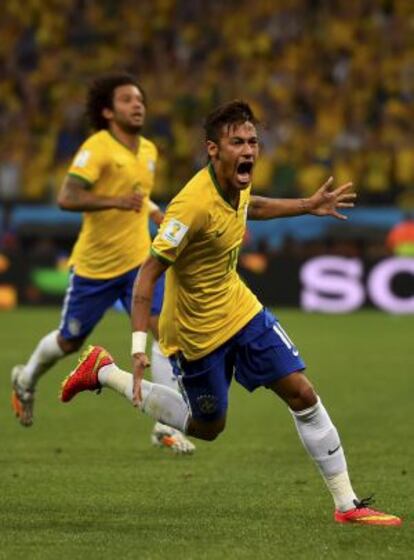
[188,417,226,441]
[200,426,223,442]
[271,372,317,410]
[297,383,317,409]
[58,335,84,355]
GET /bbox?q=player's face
[207,121,259,191]
[104,84,146,134]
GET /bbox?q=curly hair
[86,73,146,131]
[204,100,258,143]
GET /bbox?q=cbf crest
[196,394,218,415]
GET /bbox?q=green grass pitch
[0,307,413,559]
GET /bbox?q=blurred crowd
[2,0,414,207]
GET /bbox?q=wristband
[148,200,160,213]
[131,331,147,355]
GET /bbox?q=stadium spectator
[11,72,195,454]
[61,100,401,526]
[1,0,414,206]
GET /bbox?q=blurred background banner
[242,255,414,314]
[0,0,413,311]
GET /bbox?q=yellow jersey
[152,163,262,360]
[68,130,157,279]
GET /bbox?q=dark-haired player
[11,73,195,454]
[61,100,400,524]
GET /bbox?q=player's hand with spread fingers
[308,177,356,220]
[132,352,150,406]
[115,191,143,212]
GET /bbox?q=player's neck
[109,125,140,153]
[210,162,240,209]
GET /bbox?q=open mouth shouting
[236,160,254,186]
[131,112,143,122]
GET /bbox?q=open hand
[308,177,356,220]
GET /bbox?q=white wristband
[148,199,160,213]
[131,331,147,355]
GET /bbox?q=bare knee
[57,334,85,355]
[187,416,226,441]
[295,383,317,409]
[269,372,317,411]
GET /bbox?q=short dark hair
[86,72,146,130]
[204,100,258,143]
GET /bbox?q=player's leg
[148,317,177,389]
[148,317,195,452]
[269,371,359,510]
[121,270,196,453]
[235,309,401,525]
[12,329,86,426]
[60,342,233,444]
[60,346,192,445]
[11,329,67,427]
[11,271,77,426]
[269,372,401,525]
[12,272,118,426]
[169,349,233,441]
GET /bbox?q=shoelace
[354,495,375,509]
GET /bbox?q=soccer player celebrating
[61,100,401,524]
[11,73,194,454]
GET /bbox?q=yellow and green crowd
[1,0,414,207]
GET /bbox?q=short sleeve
[151,195,205,265]
[67,138,105,186]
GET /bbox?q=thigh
[235,308,306,392]
[121,267,165,317]
[59,271,120,339]
[169,346,234,422]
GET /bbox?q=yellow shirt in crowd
[152,163,262,360]
[68,130,157,279]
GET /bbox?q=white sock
[98,363,190,433]
[20,330,65,390]
[151,340,177,390]
[290,397,358,512]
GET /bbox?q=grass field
[0,307,413,559]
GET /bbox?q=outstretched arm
[131,254,169,405]
[247,177,355,221]
[57,175,143,212]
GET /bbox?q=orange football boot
[335,497,402,526]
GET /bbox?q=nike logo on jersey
[327,444,341,456]
[216,229,225,238]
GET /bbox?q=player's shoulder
[79,130,109,149]
[174,167,212,205]
[165,167,212,224]
[72,131,112,164]
[185,166,212,194]
[70,131,109,170]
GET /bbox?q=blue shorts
[170,309,305,421]
[59,266,165,340]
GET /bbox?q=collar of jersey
[207,162,242,211]
[107,130,140,156]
